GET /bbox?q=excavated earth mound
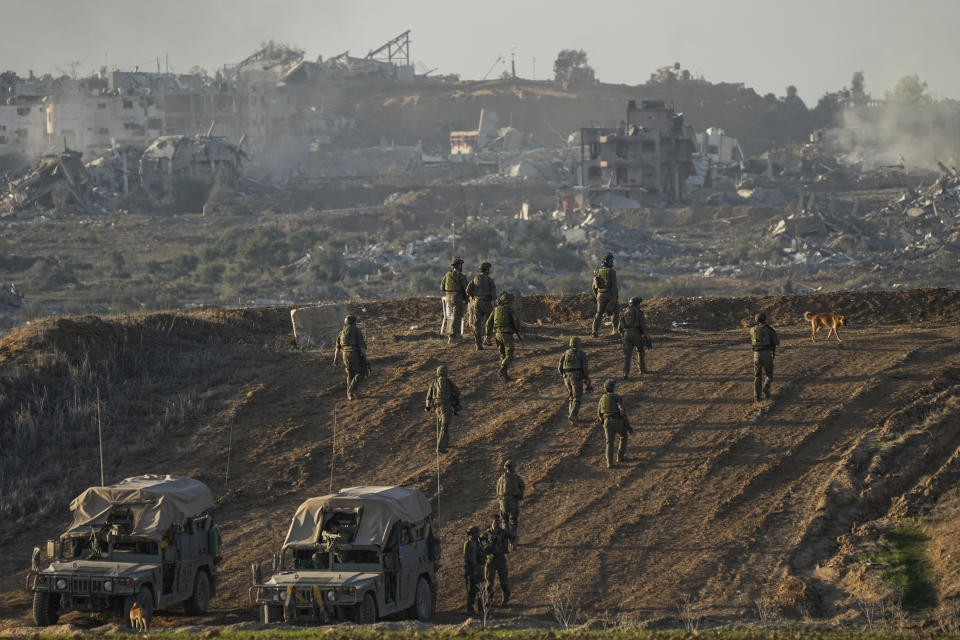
[2,288,960,630]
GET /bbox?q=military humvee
[26,475,221,630]
[252,486,440,624]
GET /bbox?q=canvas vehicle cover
[283,486,431,549]
[64,475,213,543]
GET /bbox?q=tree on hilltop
[553,49,595,86]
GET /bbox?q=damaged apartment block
[140,134,245,199]
[580,100,696,204]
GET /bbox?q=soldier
[481,515,511,607]
[557,337,592,423]
[591,252,619,337]
[466,262,497,351]
[495,460,525,548]
[618,296,651,379]
[750,311,780,402]
[597,379,633,468]
[463,525,485,616]
[424,365,461,452]
[485,292,523,381]
[440,257,470,344]
[332,314,368,401]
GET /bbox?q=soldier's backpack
[562,348,582,371]
[599,392,621,417]
[493,304,514,330]
[595,267,611,292]
[443,270,462,293]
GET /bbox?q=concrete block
[290,303,351,348]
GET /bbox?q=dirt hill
[2,288,960,629]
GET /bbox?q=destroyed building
[0,31,425,174]
[140,135,244,198]
[580,99,696,204]
[4,148,92,209]
[450,108,525,156]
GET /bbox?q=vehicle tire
[260,604,283,623]
[125,586,154,630]
[32,591,60,626]
[355,592,376,624]
[411,576,434,622]
[184,570,210,614]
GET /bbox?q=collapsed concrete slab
[290,303,353,348]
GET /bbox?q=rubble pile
[761,170,960,275]
[2,150,93,212]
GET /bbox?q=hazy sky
[4,0,958,104]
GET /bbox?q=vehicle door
[397,522,423,606]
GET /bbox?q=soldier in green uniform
[495,460,525,548]
[591,253,619,337]
[424,365,461,452]
[750,312,780,402]
[481,515,511,607]
[618,296,651,379]
[597,379,633,468]
[466,262,497,351]
[485,292,523,381]
[557,337,592,423]
[440,257,470,344]
[463,525,485,616]
[332,314,367,401]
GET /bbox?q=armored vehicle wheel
[125,586,154,630]
[355,592,376,624]
[32,591,60,626]
[184,570,210,614]
[260,604,283,623]
[411,576,434,622]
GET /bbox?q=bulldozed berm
[1,288,960,629]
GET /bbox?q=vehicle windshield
[60,533,158,562]
[287,546,380,572]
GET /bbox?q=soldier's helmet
[480,262,491,273]
[344,314,356,325]
[503,459,513,470]
[630,296,642,306]
[602,252,614,266]
[755,312,767,324]
[451,256,464,267]
[604,378,616,392]
[467,526,479,536]
[569,337,581,348]
[436,365,448,377]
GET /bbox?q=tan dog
[804,311,845,343]
[128,600,148,631]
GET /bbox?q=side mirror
[31,547,41,571]
[251,562,263,586]
[272,551,281,572]
[45,540,59,559]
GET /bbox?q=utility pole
[511,45,517,79]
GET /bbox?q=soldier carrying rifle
[333,314,368,401]
[597,378,633,468]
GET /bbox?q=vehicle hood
[41,560,157,577]
[265,570,378,588]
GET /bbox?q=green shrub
[173,253,200,274]
[197,262,225,285]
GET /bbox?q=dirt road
[2,289,959,629]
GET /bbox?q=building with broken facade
[140,135,244,198]
[0,31,426,176]
[579,99,696,204]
